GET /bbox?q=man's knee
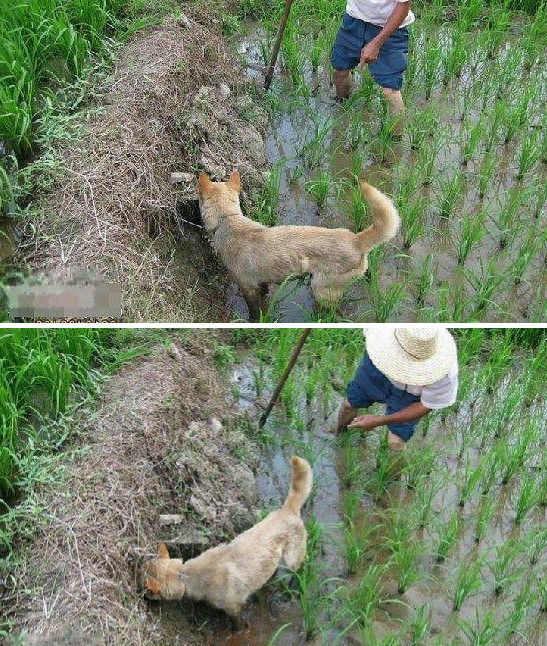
[387,429,406,447]
[333,69,352,98]
[337,398,359,432]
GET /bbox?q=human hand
[359,42,380,68]
[347,414,384,431]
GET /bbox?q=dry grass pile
[5,337,259,645]
[21,15,267,322]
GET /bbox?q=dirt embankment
[4,334,260,645]
[21,11,267,322]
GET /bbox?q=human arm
[359,1,410,68]
[347,401,430,431]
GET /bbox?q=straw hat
[364,327,457,386]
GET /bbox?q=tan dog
[198,171,400,320]
[140,456,312,628]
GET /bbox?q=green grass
[0,329,157,501]
[0,0,176,215]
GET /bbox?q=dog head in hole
[139,542,185,600]
[197,171,241,232]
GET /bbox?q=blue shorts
[346,353,420,441]
[331,14,409,90]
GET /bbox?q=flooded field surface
[229,11,547,322]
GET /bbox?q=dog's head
[197,171,241,231]
[139,542,186,600]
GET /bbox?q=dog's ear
[157,542,170,559]
[198,172,212,195]
[226,171,241,193]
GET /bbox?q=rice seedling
[438,171,463,219]
[255,160,283,225]
[509,230,541,286]
[390,535,424,594]
[514,476,541,525]
[487,540,523,596]
[477,151,496,200]
[474,493,496,543]
[502,87,534,145]
[516,131,541,181]
[452,555,484,611]
[299,115,333,169]
[407,106,439,151]
[346,562,386,623]
[499,425,533,486]
[454,206,486,266]
[505,575,535,638]
[423,38,443,100]
[304,171,336,209]
[435,511,460,563]
[460,608,506,646]
[458,458,483,507]
[345,181,367,233]
[482,98,506,153]
[460,117,483,167]
[408,604,430,646]
[309,37,322,72]
[415,135,441,187]
[414,254,435,309]
[442,30,468,85]
[465,258,505,319]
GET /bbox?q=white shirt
[390,362,459,410]
[346,0,415,28]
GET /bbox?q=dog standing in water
[140,456,312,628]
[198,171,400,321]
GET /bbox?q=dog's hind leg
[282,522,307,572]
[310,273,344,309]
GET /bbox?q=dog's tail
[355,181,400,253]
[283,456,312,515]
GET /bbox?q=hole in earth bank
[176,199,202,228]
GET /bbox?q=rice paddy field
[1,327,546,644]
[230,0,547,322]
[220,327,547,646]
[1,0,545,322]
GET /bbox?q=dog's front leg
[229,614,244,632]
[242,288,261,322]
[225,604,246,632]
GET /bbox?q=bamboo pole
[264,0,295,90]
[259,328,311,427]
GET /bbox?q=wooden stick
[264,0,295,90]
[259,328,311,427]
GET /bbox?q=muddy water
[234,25,547,322]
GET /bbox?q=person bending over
[337,327,458,457]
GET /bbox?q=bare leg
[386,430,406,480]
[334,69,352,99]
[337,398,359,432]
[381,87,405,137]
